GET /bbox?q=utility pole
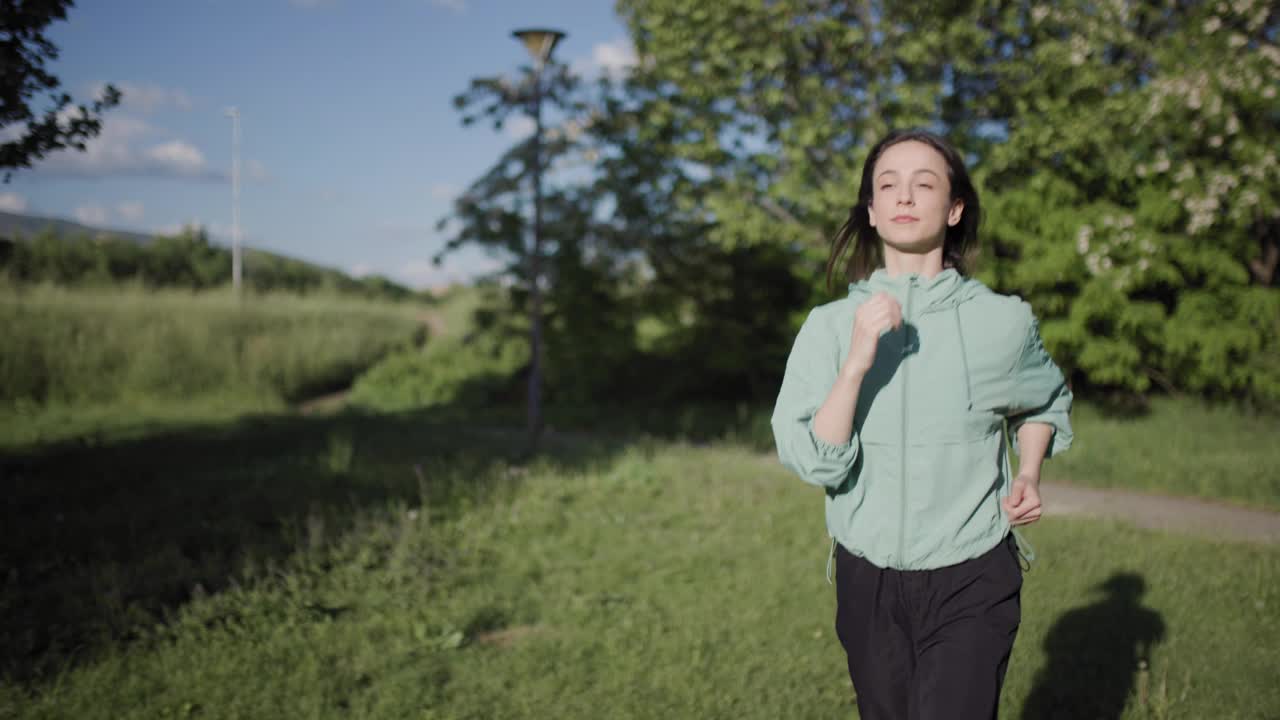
[225,106,242,293]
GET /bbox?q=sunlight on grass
[5,437,1276,719]
[1057,396,1280,510]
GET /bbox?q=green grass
[2,420,1276,719]
[1054,396,1280,511]
[0,283,425,445]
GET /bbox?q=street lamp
[224,106,242,294]
[511,27,565,446]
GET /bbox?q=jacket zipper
[898,278,914,566]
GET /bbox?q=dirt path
[1042,481,1280,544]
[753,450,1280,544]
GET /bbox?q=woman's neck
[883,245,945,278]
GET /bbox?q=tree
[972,0,1280,400]
[616,0,1280,403]
[440,60,631,440]
[1,0,121,181]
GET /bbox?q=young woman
[771,129,1073,719]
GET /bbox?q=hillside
[0,210,415,298]
[0,210,154,245]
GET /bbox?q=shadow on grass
[0,403,632,686]
[1021,572,1166,719]
[0,397,773,687]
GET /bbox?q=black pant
[834,535,1022,720]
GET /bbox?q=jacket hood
[848,268,991,314]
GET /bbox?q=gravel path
[1042,481,1280,544]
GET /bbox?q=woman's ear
[947,199,965,227]
[867,203,878,228]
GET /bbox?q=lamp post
[512,28,565,446]
[224,106,242,294]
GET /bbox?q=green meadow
[1,413,1276,719]
[1,285,1278,719]
[0,282,425,447]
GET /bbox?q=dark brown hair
[825,129,982,293]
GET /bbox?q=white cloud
[74,205,109,226]
[350,262,373,278]
[429,183,458,202]
[144,140,207,175]
[0,192,28,213]
[31,114,223,181]
[505,115,536,140]
[117,202,145,222]
[429,0,466,13]
[572,39,638,81]
[94,82,194,113]
[593,40,638,78]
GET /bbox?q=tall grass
[0,282,425,415]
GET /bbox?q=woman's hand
[1003,474,1043,526]
[841,292,903,380]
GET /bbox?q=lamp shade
[512,28,566,65]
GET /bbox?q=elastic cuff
[807,415,854,457]
[1010,422,1073,458]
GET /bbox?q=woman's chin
[880,235,945,256]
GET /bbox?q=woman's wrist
[838,362,868,384]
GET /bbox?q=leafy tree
[616,0,1280,402]
[973,0,1280,400]
[1,0,121,181]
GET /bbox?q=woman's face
[867,140,964,256]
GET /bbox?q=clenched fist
[841,292,903,380]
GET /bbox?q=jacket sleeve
[771,308,861,489]
[1007,310,1073,458]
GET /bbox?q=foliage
[349,332,527,411]
[973,0,1280,400]
[0,227,415,300]
[614,0,1280,402]
[0,0,120,180]
[441,50,817,407]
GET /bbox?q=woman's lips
[892,215,918,223]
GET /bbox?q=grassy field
[0,283,426,447]
[2,281,1277,717]
[1052,396,1280,511]
[1,407,1276,719]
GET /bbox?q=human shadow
[1020,573,1166,720]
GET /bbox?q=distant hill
[0,210,155,245]
[0,210,417,299]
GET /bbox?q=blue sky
[0,0,634,288]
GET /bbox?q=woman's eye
[880,184,894,191]
[917,183,933,189]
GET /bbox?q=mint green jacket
[771,269,1073,571]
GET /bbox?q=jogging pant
[834,535,1022,720]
